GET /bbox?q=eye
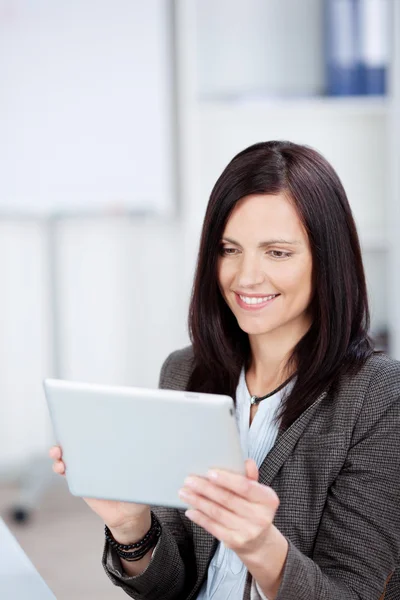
[269,250,292,259]
[219,246,239,256]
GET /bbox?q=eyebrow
[221,237,302,247]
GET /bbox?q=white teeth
[239,294,276,305]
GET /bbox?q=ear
[245,458,259,481]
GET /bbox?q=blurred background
[0,0,399,598]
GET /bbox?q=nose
[236,254,265,288]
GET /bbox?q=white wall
[0,222,51,474]
[0,219,190,475]
[196,0,324,98]
[0,0,174,217]
[0,0,183,476]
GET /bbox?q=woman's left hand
[178,459,280,560]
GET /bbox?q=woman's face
[217,193,313,340]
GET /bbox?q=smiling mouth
[235,293,280,309]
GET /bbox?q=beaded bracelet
[105,513,161,562]
[115,541,157,562]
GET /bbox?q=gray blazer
[102,346,400,600]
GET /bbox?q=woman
[50,141,400,600]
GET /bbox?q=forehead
[223,193,306,239]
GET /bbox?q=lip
[234,292,280,311]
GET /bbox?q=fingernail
[207,470,218,480]
[184,476,197,488]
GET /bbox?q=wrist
[241,526,288,600]
[108,510,152,545]
[249,525,288,567]
[106,512,161,563]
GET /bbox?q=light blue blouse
[196,369,292,600]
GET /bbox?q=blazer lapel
[192,523,218,579]
[242,391,328,600]
[258,391,327,486]
[192,392,328,600]
[167,359,328,599]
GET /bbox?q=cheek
[278,261,313,298]
[217,262,234,291]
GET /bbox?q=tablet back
[43,379,245,509]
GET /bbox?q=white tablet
[43,379,245,509]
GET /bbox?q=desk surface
[0,518,56,599]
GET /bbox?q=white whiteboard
[0,0,174,216]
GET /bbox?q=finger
[185,508,228,542]
[52,460,65,475]
[181,475,277,528]
[206,469,279,506]
[182,490,249,531]
[185,508,261,553]
[245,459,259,481]
[49,446,62,460]
[181,477,255,520]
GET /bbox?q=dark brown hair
[187,141,374,432]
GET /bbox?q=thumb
[245,458,259,481]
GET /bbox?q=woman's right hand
[49,445,151,533]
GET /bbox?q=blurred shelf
[198,95,388,117]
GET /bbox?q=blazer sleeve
[274,386,400,600]
[101,351,197,600]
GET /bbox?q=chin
[236,318,277,336]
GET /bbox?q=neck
[247,316,311,387]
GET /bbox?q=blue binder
[358,0,389,95]
[325,0,389,96]
[325,0,362,95]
